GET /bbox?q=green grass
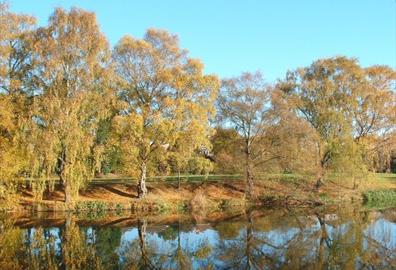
[19,172,396,190]
[373,173,396,182]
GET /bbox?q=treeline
[0,5,395,203]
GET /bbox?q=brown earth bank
[3,175,395,214]
[5,203,384,229]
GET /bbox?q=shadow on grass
[97,184,138,199]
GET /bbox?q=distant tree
[218,72,274,199]
[270,90,318,175]
[278,57,396,188]
[28,8,112,204]
[112,29,219,198]
[210,127,243,174]
[361,130,396,173]
[278,57,365,188]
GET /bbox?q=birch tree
[113,29,219,198]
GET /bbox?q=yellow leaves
[113,28,219,179]
[0,95,30,184]
[185,58,204,75]
[16,8,114,200]
[279,56,396,175]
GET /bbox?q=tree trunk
[58,148,74,206]
[61,172,73,206]
[178,171,181,189]
[137,161,147,198]
[386,153,391,173]
[64,179,73,206]
[245,151,254,199]
[315,144,326,190]
[352,172,360,190]
[315,164,324,190]
[57,149,66,187]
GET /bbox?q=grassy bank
[2,173,396,213]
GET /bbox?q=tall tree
[270,90,318,175]
[352,65,396,175]
[113,29,219,198]
[218,72,274,199]
[0,3,36,200]
[278,57,396,188]
[28,8,112,204]
[278,57,364,188]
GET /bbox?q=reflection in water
[0,207,395,269]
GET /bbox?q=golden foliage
[113,29,219,196]
[26,8,112,202]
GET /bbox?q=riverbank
[3,173,394,213]
[6,202,395,229]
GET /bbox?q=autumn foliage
[0,4,395,204]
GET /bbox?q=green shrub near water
[363,189,396,206]
[75,201,128,213]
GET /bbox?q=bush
[75,201,107,213]
[363,189,396,206]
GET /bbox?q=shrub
[363,189,396,206]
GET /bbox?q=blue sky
[9,0,396,82]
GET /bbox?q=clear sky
[8,0,396,82]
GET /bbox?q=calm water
[1,206,396,270]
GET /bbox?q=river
[1,205,395,269]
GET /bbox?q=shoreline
[3,202,395,230]
[2,175,394,214]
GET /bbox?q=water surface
[1,206,395,269]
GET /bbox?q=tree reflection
[216,210,274,269]
[94,226,122,269]
[119,218,160,269]
[214,208,396,269]
[60,215,100,269]
[0,217,24,269]
[0,207,395,269]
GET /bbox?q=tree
[218,72,274,199]
[278,57,396,188]
[28,8,112,204]
[113,29,219,198]
[210,127,244,174]
[270,90,318,175]
[0,3,36,201]
[278,57,365,188]
[352,65,396,175]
